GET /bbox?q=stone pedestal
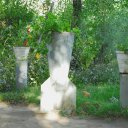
[13,47,30,89]
[116,51,128,107]
[120,74,128,107]
[40,32,76,113]
[116,51,128,73]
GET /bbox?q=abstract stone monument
[40,32,76,113]
[13,47,30,89]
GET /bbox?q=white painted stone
[40,32,76,113]
[13,47,30,89]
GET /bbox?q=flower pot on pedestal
[13,47,30,89]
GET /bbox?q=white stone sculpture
[40,32,76,114]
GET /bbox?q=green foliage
[109,8,128,51]
[2,0,33,26]
[72,0,128,85]
[70,60,119,87]
[85,63,119,84]
[14,25,32,46]
[73,0,114,69]
[0,0,34,46]
[28,49,49,86]
[41,10,73,33]
[1,0,128,92]
[0,45,15,92]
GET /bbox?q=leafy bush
[70,60,119,86]
[0,45,15,92]
[85,61,119,84]
[28,46,49,86]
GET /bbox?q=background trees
[0,0,128,90]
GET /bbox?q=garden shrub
[0,45,15,91]
[70,60,119,86]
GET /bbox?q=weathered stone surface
[40,32,76,113]
[13,47,30,89]
[116,51,128,73]
[120,74,128,107]
[40,78,76,113]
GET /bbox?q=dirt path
[0,103,128,128]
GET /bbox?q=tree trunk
[72,0,82,27]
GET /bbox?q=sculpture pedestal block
[40,78,76,114]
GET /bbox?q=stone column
[120,74,128,107]
[40,32,76,114]
[13,47,30,89]
[116,51,128,107]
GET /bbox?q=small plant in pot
[43,12,80,39]
[13,25,32,89]
[13,25,32,60]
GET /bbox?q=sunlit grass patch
[77,83,128,118]
[0,86,40,105]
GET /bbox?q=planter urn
[13,47,30,89]
[116,51,128,107]
[116,51,128,74]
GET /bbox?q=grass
[0,86,40,105]
[77,83,128,118]
[0,83,128,118]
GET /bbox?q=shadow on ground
[0,103,128,128]
[0,103,70,128]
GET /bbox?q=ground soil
[0,103,128,128]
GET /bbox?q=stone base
[40,78,76,114]
[120,74,128,108]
